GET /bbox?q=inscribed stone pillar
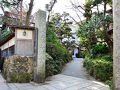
[113,0,120,89]
[34,10,46,83]
[0,29,1,41]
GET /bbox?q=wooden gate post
[34,10,46,83]
[113,0,120,89]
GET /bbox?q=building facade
[0,26,35,59]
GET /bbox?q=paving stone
[47,80,75,89]
[62,58,95,80]
[0,84,11,90]
[63,83,90,90]
[42,85,59,90]
[0,58,109,90]
[29,86,48,90]
[0,74,109,90]
[7,84,19,90]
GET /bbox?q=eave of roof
[9,25,35,30]
[0,25,35,47]
[0,33,15,47]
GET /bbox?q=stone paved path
[62,58,95,80]
[0,74,109,90]
[0,58,109,90]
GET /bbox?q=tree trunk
[103,2,113,52]
[0,5,5,14]
[25,0,34,26]
[104,2,107,16]
[103,31,113,52]
[20,1,23,25]
[97,4,99,15]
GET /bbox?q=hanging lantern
[23,30,26,36]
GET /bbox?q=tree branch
[69,15,81,26]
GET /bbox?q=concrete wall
[15,29,34,56]
[16,29,33,39]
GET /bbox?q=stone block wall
[3,56,34,83]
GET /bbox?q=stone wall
[3,56,34,83]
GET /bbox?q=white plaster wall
[72,48,78,58]
[9,37,15,47]
[0,37,15,50]
[16,29,32,39]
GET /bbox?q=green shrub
[105,77,113,90]
[88,53,113,61]
[83,58,113,81]
[1,29,11,40]
[47,43,71,63]
[89,43,109,58]
[46,27,72,77]
[101,54,113,61]
[46,53,62,77]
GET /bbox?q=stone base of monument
[2,56,34,83]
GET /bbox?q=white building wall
[16,29,33,39]
[0,37,15,50]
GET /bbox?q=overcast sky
[24,0,85,21]
[29,0,110,21]
[31,0,85,13]
[0,0,111,22]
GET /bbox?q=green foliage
[46,27,72,77]
[82,0,113,89]
[78,10,113,52]
[1,29,11,40]
[47,42,71,64]
[83,58,113,81]
[89,43,109,58]
[46,54,55,77]
[101,54,113,61]
[0,0,21,10]
[105,77,113,90]
[46,27,59,43]
[49,12,75,50]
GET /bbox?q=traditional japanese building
[0,25,35,59]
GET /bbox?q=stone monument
[34,10,46,83]
[113,0,120,89]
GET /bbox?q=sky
[24,0,85,21]
[0,0,111,22]
[29,0,110,21]
[30,0,85,13]
[0,0,85,23]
